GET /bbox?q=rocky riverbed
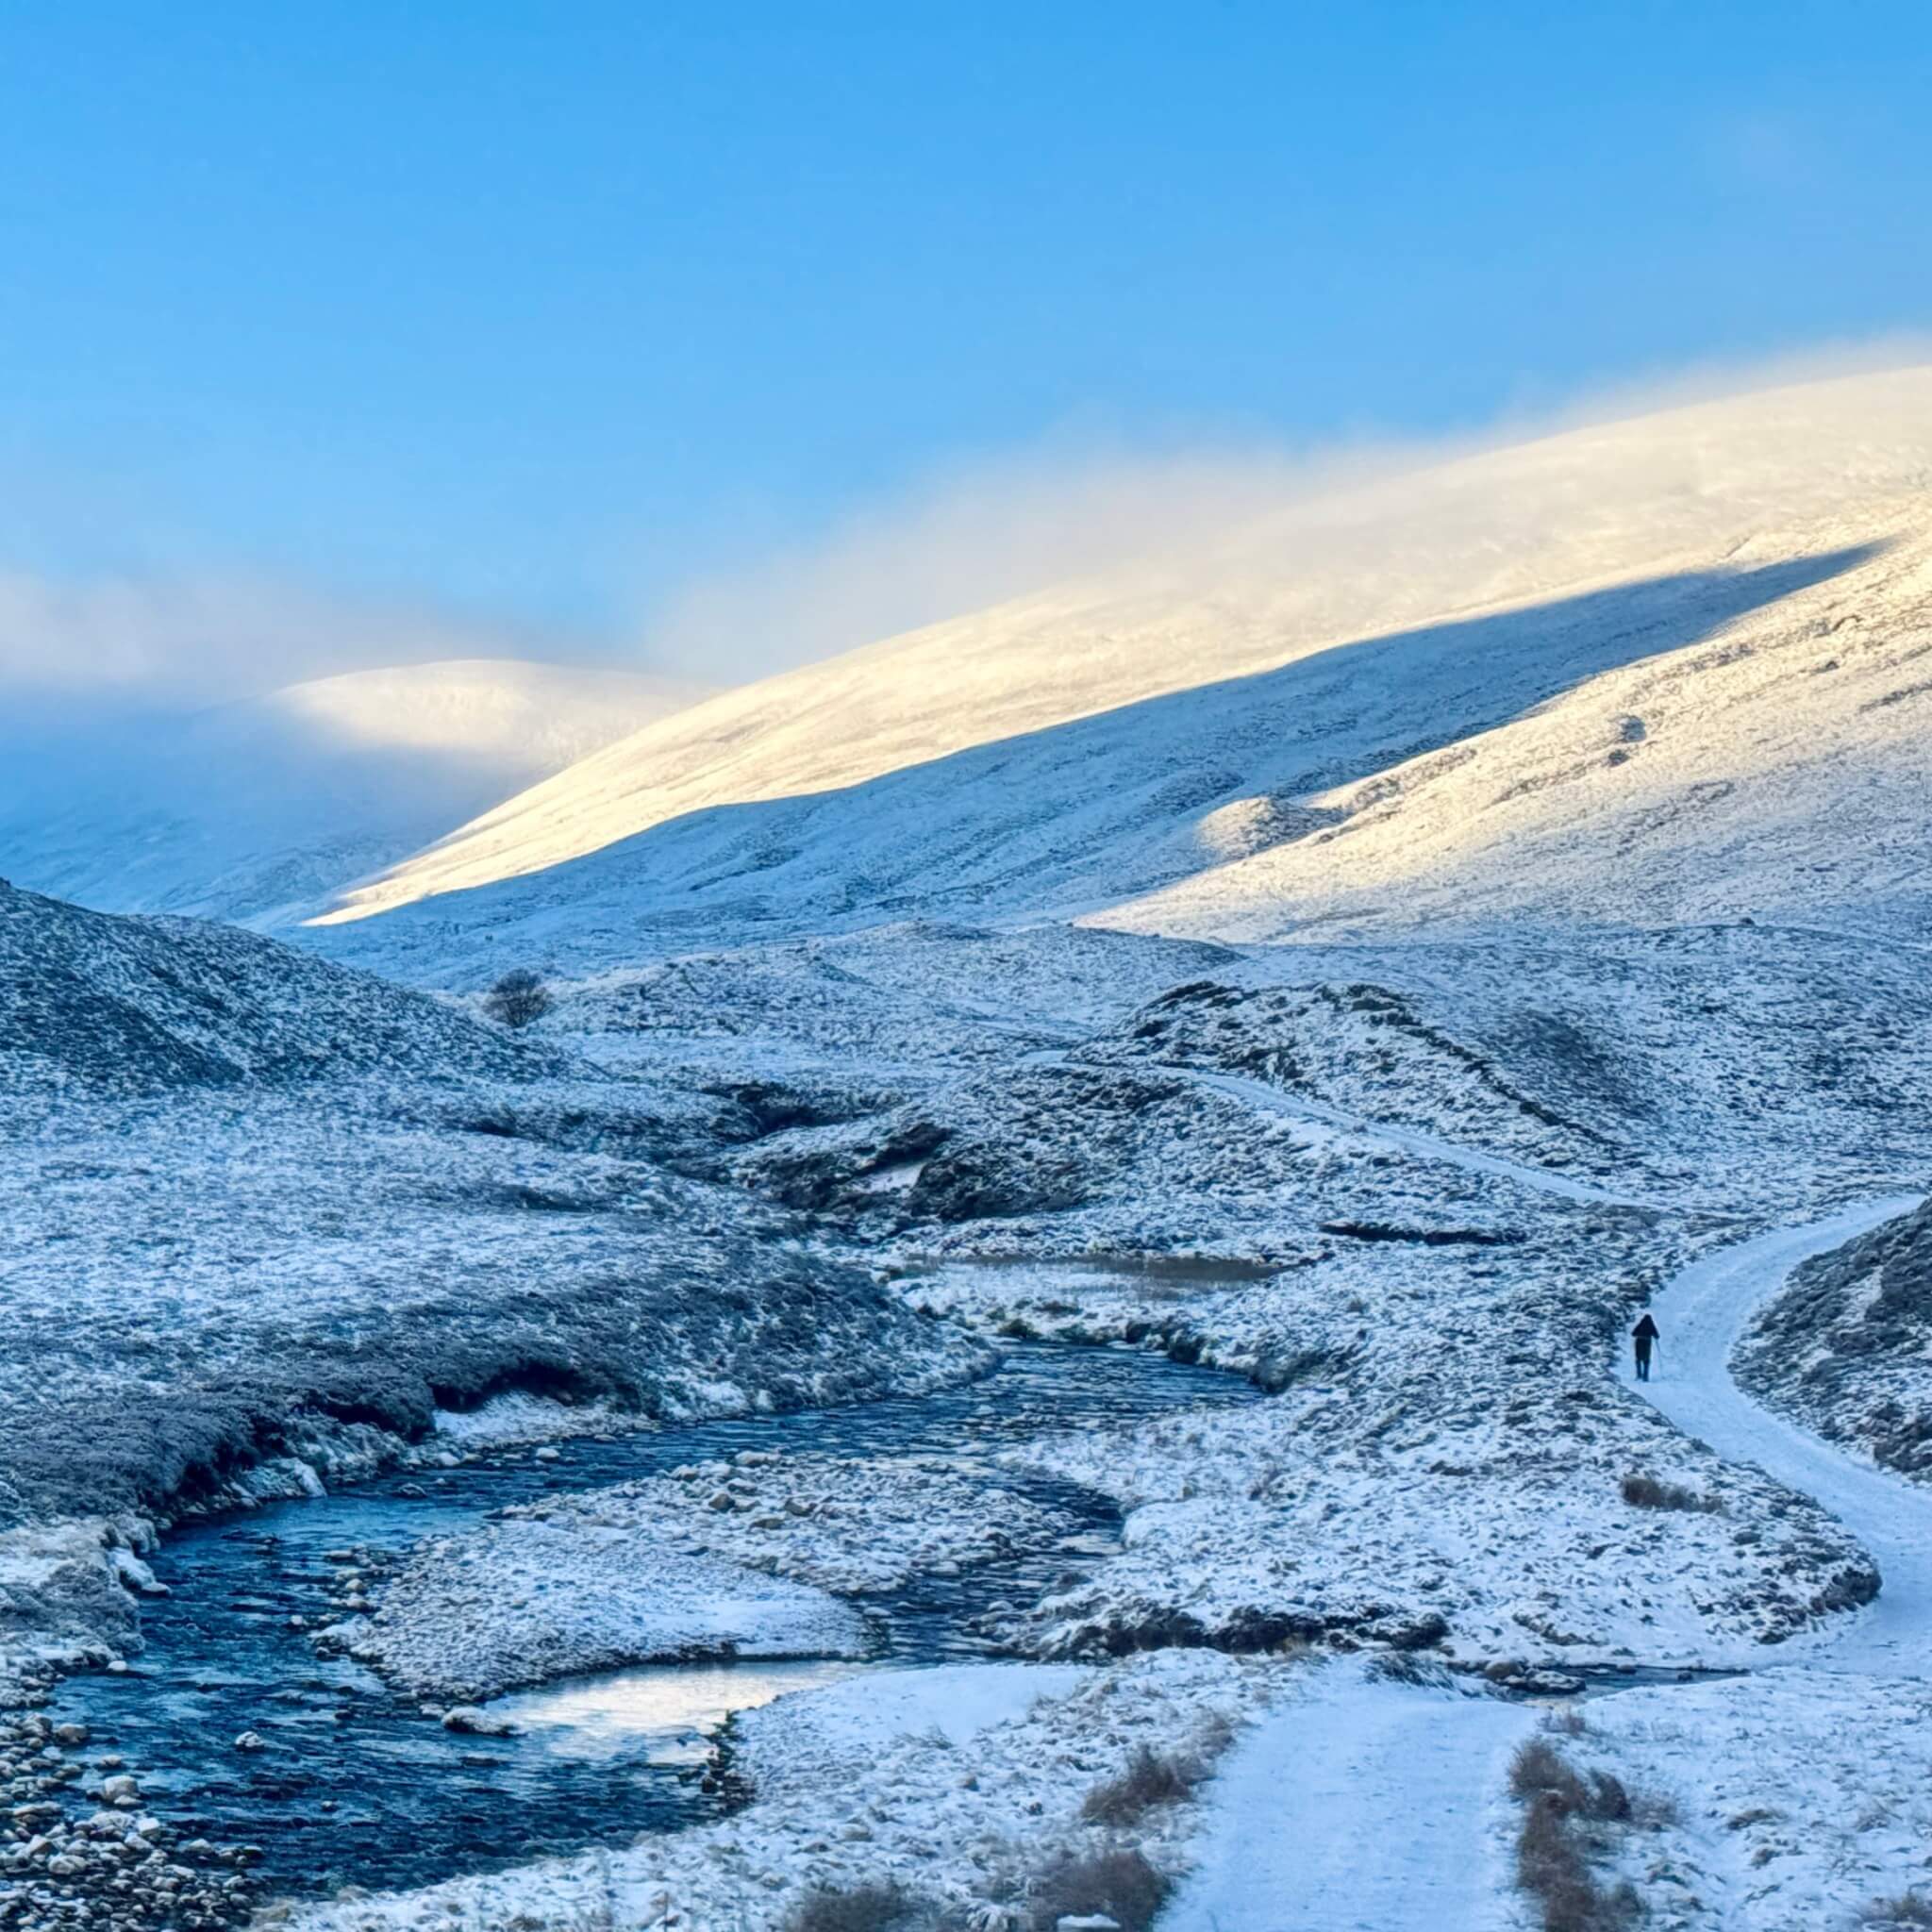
[0,1708,260,1931]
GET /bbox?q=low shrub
[1864,1895,1932,1928]
[1620,1472,1724,1512]
[1028,1849,1169,1932]
[786,1880,930,1932]
[1508,1740,1643,1932]
[1192,1709,1238,1757]
[482,967,554,1030]
[1510,1739,1591,1812]
[1079,1745,1198,1825]
[1629,1785,1681,1830]
[1368,1650,1455,1689]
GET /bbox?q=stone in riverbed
[441,1706,518,1737]
[1505,1669,1586,1696]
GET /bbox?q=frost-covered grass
[613,919,1924,1676]
[0,888,989,1686]
[893,1217,1874,1673]
[1073,924,1932,1221]
[497,1453,1083,1596]
[986,1368,1872,1670]
[1525,1674,1932,1930]
[0,1083,981,1508]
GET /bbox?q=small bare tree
[483,967,553,1029]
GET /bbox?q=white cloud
[0,568,545,708]
[636,443,1380,684]
[639,340,1932,685]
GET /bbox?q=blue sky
[1,3,1927,686]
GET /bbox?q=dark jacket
[1632,1314,1660,1346]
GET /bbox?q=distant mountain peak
[0,658,710,928]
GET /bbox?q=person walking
[1631,1312,1660,1382]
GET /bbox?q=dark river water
[49,1342,1261,1904]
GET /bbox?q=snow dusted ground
[1074,924,1932,1217]
[0,886,986,1689]
[571,919,1925,1677]
[0,1076,982,1681]
[1737,1196,1932,1482]
[258,1202,1932,1932]
[326,1524,869,1703]
[656,920,1932,1249]
[492,1454,1084,1596]
[1146,1204,1932,1932]
[1544,1671,1932,1930]
[980,1281,1875,1671]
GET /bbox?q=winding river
[46,1340,1263,1902]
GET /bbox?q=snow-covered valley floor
[253,1186,1932,1932]
[8,895,1932,1932]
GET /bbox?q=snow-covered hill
[0,876,541,1100]
[308,370,1932,983]
[0,658,704,928]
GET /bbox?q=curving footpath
[1015,1049,1663,1208]
[1167,1192,1928,1930]
[1182,1066,1662,1208]
[1618,1193,1928,1674]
